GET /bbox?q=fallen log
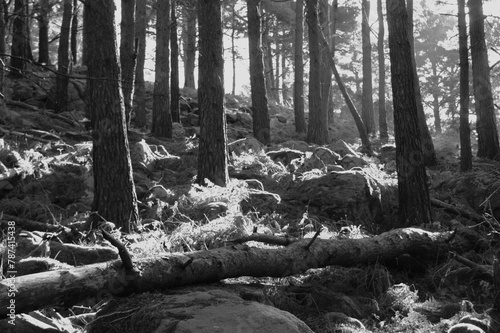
[0,227,479,316]
[430,198,484,222]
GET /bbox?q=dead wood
[430,198,484,222]
[0,214,71,234]
[0,227,480,316]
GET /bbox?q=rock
[327,140,359,158]
[285,170,384,228]
[459,316,489,332]
[226,110,253,128]
[88,289,314,333]
[172,122,185,138]
[277,140,312,152]
[324,312,366,330]
[267,149,304,167]
[12,81,33,101]
[229,137,266,156]
[340,154,368,170]
[274,114,288,123]
[301,147,341,171]
[447,323,485,333]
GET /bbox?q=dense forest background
[1,0,500,332]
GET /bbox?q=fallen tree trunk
[0,227,479,316]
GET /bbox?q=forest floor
[1,77,500,332]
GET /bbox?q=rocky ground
[1,71,500,332]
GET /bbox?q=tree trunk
[248,0,271,145]
[54,0,72,114]
[431,62,441,133]
[306,0,328,145]
[10,0,27,77]
[38,0,50,64]
[84,0,139,233]
[170,0,180,123]
[377,0,388,141]
[319,0,332,124]
[407,0,437,167]
[231,1,237,96]
[318,31,372,153]
[0,0,5,62]
[196,0,228,187]
[133,0,147,128]
[120,0,136,128]
[275,24,281,104]
[387,0,432,227]
[182,0,196,89]
[362,0,375,135]
[468,0,500,160]
[293,0,306,133]
[151,0,172,138]
[458,0,472,172]
[71,0,78,64]
[0,227,476,316]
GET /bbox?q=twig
[305,229,322,250]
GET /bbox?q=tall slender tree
[182,0,196,89]
[134,0,147,128]
[306,0,328,145]
[171,0,180,123]
[54,0,72,113]
[293,0,306,133]
[71,0,78,63]
[469,0,500,160]
[361,0,375,135]
[152,0,172,138]
[387,0,431,227]
[120,0,137,127]
[458,0,472,172]
[84,0,139,233]
[38,0,50,64]
[248,0,270,145]
[377,0,388,141]
[10,0,28,77]
[0,0,5,62]
[407,0,437,166]
[319,0,332,123]
[197,0,228,186]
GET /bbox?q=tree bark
[84,0,139,233]
[248,0,271,145]
[120,0,137,128]
[362,0,375,135]
[293,0,306,133]
[0,227,476,317]
[458,0,472,172]
[151,0,172,138]
[133,0,147,128]
[407,0,437,167]
[0,0,5,63]
[10,0,28,77]
[196,0,229,187]
[71,0,78,64]
[387,0,432,227]
[182,0,196,89]
[468,0,500,160]
[170,0,180,123]
[431,61,441,133]
[37,0,50,64]
[306,0,328,145]
[377,0,388,141]
[54,0,72,114]
[319,0,332,125]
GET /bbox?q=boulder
[229,137,266,156]
[88,289,314,333]
[327,140,359,158]
[276,140,312,152]
[340,154,368,170]
[12,81,33,101]
[285,170,384,228]
[301,147,341,171]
